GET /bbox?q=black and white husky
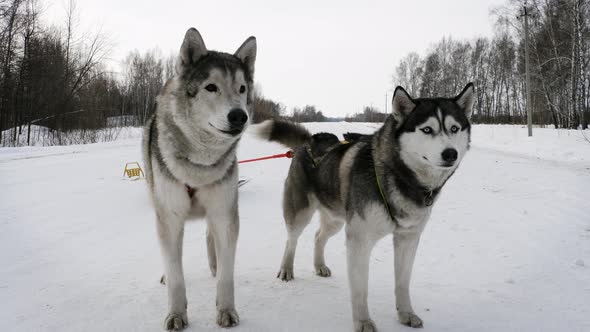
[143,28,256,330]
[256,83,474,331]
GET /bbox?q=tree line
[0,0,286,146]
[0,0,130,146]
[344,106,388,122]
[392,0,589,129]
[2,0,586,146]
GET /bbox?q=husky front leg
[157,213,188,331]
[205,192,240,327]
[393,230,424,328]
[346,223,379,332]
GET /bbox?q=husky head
[391,83,474,174]
[171,28,256,141]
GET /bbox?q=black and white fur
[256,83,474,331]
[143,28,256,331]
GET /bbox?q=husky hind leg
[277,205,315,281]
[277,179,317,281]
[206,228,217,277]
[313,209,344,277]
[160,228,211,285]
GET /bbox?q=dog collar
[185,184,196,198]
[375,164,437,219]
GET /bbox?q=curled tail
[253,119,312,149]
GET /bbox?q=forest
[392,0,589,128]
[0,0,588,146]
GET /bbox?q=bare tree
[122,49,163,124]
[291,105,327,122]
[0,0,115,146]
[250,84,285,123]
[390,0,590,128]
[392,52,422,96]
[0,0,23,144]
[345,106,388,122]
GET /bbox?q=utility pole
[519,2,533,136]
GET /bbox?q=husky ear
[392,86,416,122]
[176,28,207,74]
[235,36,257,77]
[454,83,475,118]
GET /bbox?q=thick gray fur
[143,27,256,331]
[255,83,474,331]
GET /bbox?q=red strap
[185,184,196,198]
[238,150,293,164]
[184,151,292,198]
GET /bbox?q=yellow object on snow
[123,162,144,179]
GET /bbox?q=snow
[1,123,589,332]
[471,125,590,164]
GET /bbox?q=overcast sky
[43,0,505,117]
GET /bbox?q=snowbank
[471,124,590,164]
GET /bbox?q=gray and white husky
[256,83,474,331]
[143,27,256,330]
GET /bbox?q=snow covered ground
[1,123,589,332]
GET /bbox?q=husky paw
[315,264,332,277]
[160,274,166,285]
[216,308,239,327]
[354,319,377,332]
[277,268,294,281]
[164,312,188,331]
[398,311,423,328]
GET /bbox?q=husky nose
[441,148,458,162]
[228,109,248,127]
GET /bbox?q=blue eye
[421,127,433,134]
[450,125,460,133]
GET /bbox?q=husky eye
[421,127,433,134]
[205,84,218,93]
[450,125,460,133]
[239,85,246,94]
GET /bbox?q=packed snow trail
[1,123,589,332]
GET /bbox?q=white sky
[43,0,505,117]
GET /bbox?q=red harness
[184,150,293,198]
[185,184,196,198]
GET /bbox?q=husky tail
[254,119,312,149]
